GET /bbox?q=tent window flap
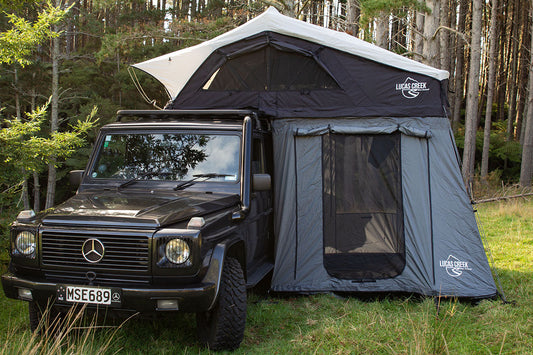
[203,45,339,91]
[322,133,405,280]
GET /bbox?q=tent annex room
[133,7,498,299]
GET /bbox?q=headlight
[165,239,190,264]
[15,231,36,256]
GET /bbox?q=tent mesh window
[322,133,405,280]
[203,45,339,91]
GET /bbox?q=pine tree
[519,3,533,187]
[462,0,483,185]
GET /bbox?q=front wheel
[196,257,247,351]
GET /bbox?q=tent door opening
[322,133,405,280]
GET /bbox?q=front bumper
[2,244,226,313]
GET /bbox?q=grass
[0,199,531,354]
[0,303,126,354]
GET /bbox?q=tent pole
[426,140,436,286]
[293,131,299,280]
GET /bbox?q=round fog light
[165,239,190,264]
[16,231,36,256]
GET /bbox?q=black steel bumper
[2,244,226,313]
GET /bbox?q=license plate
[56,285,122,306]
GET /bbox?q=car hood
[40,190,240,229]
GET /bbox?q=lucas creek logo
[396,77,430,99]
[439,255,472,277]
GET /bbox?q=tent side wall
[429,122,497,297]
[271,117,497,298]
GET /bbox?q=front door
[322,133,405,280]
[245,135,274,282]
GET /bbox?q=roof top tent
[133,8,497,298]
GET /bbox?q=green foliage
[455,123,522,181]
[0,104,96,168]
[0,2,66,66]
[486,134,521,163]
[0,104,98,206]
[0,1,88,209]
[358,0,428,43]
[361,0,428,17]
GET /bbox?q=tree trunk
[190,0,196,19]
[391,12,399,51]
[22,176,30,209]
[515,0,531,143]
[523,104,530,147]
[519,4,533,187]
[310,0,318,25]
[14,67,31,209]
[452,0,467,132]
[65,0,74,55]
[33,171,40,212]
[481,0,499,179]
[462,0,482,185]
[375,13,389,49]
[422,0,440,67]
[496,4,508,123]
[323,1,330,28]
[439,0,450,72]
[506,0,521,141]
[414,10,424,61]
[391,8,407,53]
[448,1,457,79]
[45,13,60,210]
[14,68,21,120]
[29,83,40,213]
[346,0,359,36]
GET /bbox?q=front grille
[41,231,151,286]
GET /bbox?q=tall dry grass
[1,303,130,355]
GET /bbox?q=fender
[201,236,245,310]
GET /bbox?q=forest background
[1,0,533,224]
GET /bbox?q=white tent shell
[133,7,449,99]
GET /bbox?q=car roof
[102,109,254,131]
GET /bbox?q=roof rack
[116,109,257,122]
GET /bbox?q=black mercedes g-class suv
[2,110,275,350]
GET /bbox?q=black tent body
[134,8,497,299]
[171,31,448,118]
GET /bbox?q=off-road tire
[196,257,247,351]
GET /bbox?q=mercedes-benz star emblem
[82,238,105,263]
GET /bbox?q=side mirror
[252,174,271,191]
[69,170,84,187]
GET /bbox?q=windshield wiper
[117,172,153,191]
[174,173,232,191]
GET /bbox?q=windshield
[90,132,240,182]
